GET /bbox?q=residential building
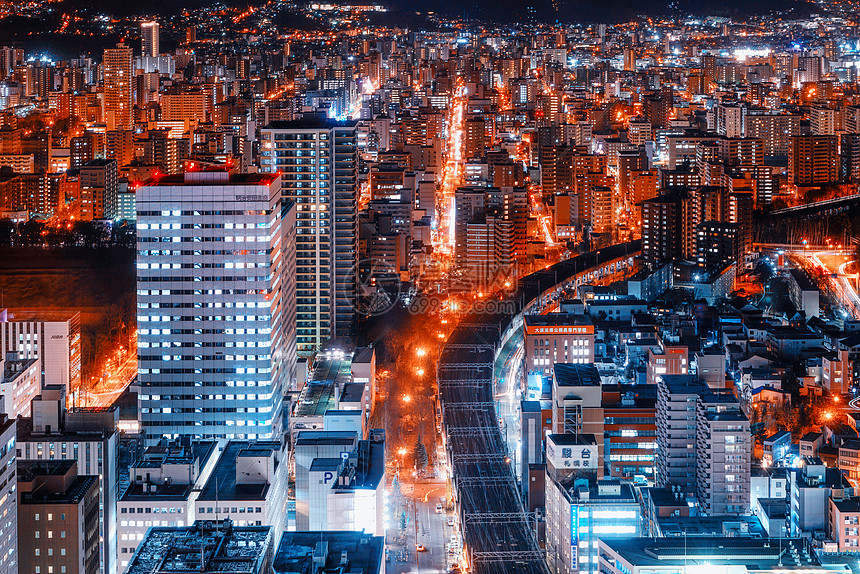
[259,118,359,353]
[103,44,133,131]
[656,375,751,514]
[789,135,839,185]
[140,22,159,58]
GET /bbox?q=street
[386,479,461,574]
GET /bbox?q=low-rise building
[124,519,272,574]
[829,498,860,552]
[271,531,384,574]
[598,537,828,574]
[194,440,288,539]
[117,440,219,570]
[0,352,39,418]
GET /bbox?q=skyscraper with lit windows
[260,117,358,355]
[140,21,159,57]
[136,168,296,443]
[103,43,133,131]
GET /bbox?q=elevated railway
[438,241,640,573]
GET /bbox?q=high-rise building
[640,194,682,264]
[136,168,297,441]
[656,375,751,515]
[17,460,100,574]
[745,111,800,157]
[103,44,133,131]
[841,133,860,183]
[140,22,159,58]
[715,102,745,138]
[79,158,117,220]
[0,414,17,574]
[790,135,839,185]
[260,118,358,354]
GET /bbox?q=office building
[124,520,273,574]
[602,384,657,480]
[545,472,641,574]
[193,440,289,539]
[260,118,358,353]
[524,314,595,377]
[103,44,133,131]
[117,440,219,570]
[136,168,296,441]
[551,364,605,472]
[17,386,117,574]
[18,460,100,574]
[0,308,81,394]
[305,432,385,536]
[0,352,39,418]
[140,22,159,58]
[293,431,359,531]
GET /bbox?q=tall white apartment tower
[136,168,296,443]
[260,117,358,355]
[141,21,159,57]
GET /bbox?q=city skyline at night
[3,1,860,574]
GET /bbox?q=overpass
[437,241,640,574]
[769,193,860,217]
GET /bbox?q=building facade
[136,169,296,441]
[260,118,358,354]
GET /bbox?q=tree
[413,435,428,472]
[0,218,14,246]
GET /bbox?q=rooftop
[264,117,358,130]
[602,537,820,569]
[553,363,601,387]
[198,441,281,502]
[126,520,272,574]
[271,531,383,574]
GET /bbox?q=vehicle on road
[435,502,444,513]
[416,544,426,552]
[447,516,455,526]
